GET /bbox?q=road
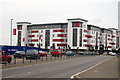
[2,56,114,78]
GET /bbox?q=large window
[116,37,119,48]
[73,29,77,46]
[45,30,50,47]
[79,29,82,47]
[18,31,21,46]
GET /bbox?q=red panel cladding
[90,45,92,47]
[23,38,25,42]
[108,46,111,48]
[110,43,115,45]
[54,30,58,32]
[85,35,88,37]
[29,35,34,37]
[13,29,16,35]
[85,44,88,47]
[57,44,67,46]
[98,37,100,39]
[112,35,115,38]
[77,22,80,27]
[59,30,64,32]
[83,39,87,42]
[87,35,92,38]
[31,39,38,42]
[108,34,110,37]
[53,39,57,42]
[58,39,64,42]
[58,34,64,37]
[31,31,34,33]
[108,38,112,41]
[99,33,102,35]
[35,30,38,33]
[29,44,31,46]
[84,30,87,33]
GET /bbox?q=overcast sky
[0,0,119,45]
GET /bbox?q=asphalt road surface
[2,56,114,78]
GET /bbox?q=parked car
[39,51,47,57]
[79,51,84,55]
[25,49,40,59]
[0,51,12,63]
[109,52,116,56]
[14,51,25,58]
[66,51,74,56]
[51,49,62,57]
[103,52,109,55]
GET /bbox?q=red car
[39,51,47,57]
[51,49,62,57]
[0,51,12,63]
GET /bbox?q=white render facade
[16,18,119,51]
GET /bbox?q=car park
[14,51,25,58]
[0,51,12,63]
[25,49,40,59]
[51,49,62,57]
[66,51,74,56]
[39,51,47,57]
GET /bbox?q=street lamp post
[10,19,13,46]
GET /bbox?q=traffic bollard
[46,56,47,61]
[51,55,52,61]
[23,56,24,64]
[30,55,31,63]
[5,53,7,65]
[41,56,43,61]
[54,56,56,60]
[36,55,37,62]
[14,55,16,64]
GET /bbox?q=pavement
[75,56,118,78]
[2,56,113,78]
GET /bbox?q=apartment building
[16,18,119,51]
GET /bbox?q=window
[17,25,22,30]
[41,35,43,37]
[53,34,54,37]
[28,31,30,33]
[73,29,77,46]
[37,35,39,37]
[41,30,43,33]
[41,44,42,46]
[66,39,67,42]
[41,39,42,42]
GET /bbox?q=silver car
[26,49,40,59]
[14,51,25,58]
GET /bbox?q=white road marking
[70,57,111,79]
